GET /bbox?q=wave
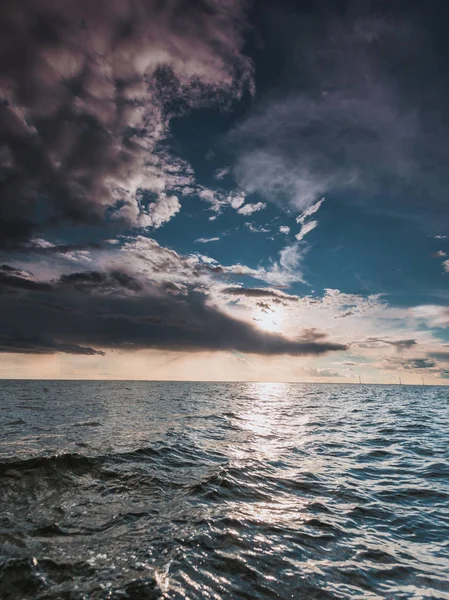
[1,381,449,599]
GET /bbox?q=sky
[0,0,449,383]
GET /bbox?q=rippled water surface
[1,381,449,599]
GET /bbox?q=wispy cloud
[195,237,220,244]
[293,197,325,241]
[197,188,247,216]
[297,198,326,224]
[227,6,449,230]
[214,167,231,180]
[245,223,270,233]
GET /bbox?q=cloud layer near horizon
[0,263,347,356]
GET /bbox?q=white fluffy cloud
[147,195,181,229]
[229,192,246,210]
[117,194,181,229]
[221,242,306,286]
[410,305,449,327]
[237,201,266,215]
[295,220,318,241]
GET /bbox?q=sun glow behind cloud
[255,307,284,333]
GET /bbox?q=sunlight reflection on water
[1,380,449,599]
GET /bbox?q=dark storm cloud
[0,336,104,356]
[0,0,252,247]
[0,264,144,295]
[0,266,347,356]
[0,264,52,292]
[58,271,143,294]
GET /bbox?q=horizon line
[0,378,447,386]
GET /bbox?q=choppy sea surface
[1,381,449,599]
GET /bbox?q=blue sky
[0,0,448,381]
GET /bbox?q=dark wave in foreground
[1,380,449,599]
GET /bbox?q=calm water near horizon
[1,380,448,599]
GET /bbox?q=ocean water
[1,381,449,600]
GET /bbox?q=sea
[1,380,448,599]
